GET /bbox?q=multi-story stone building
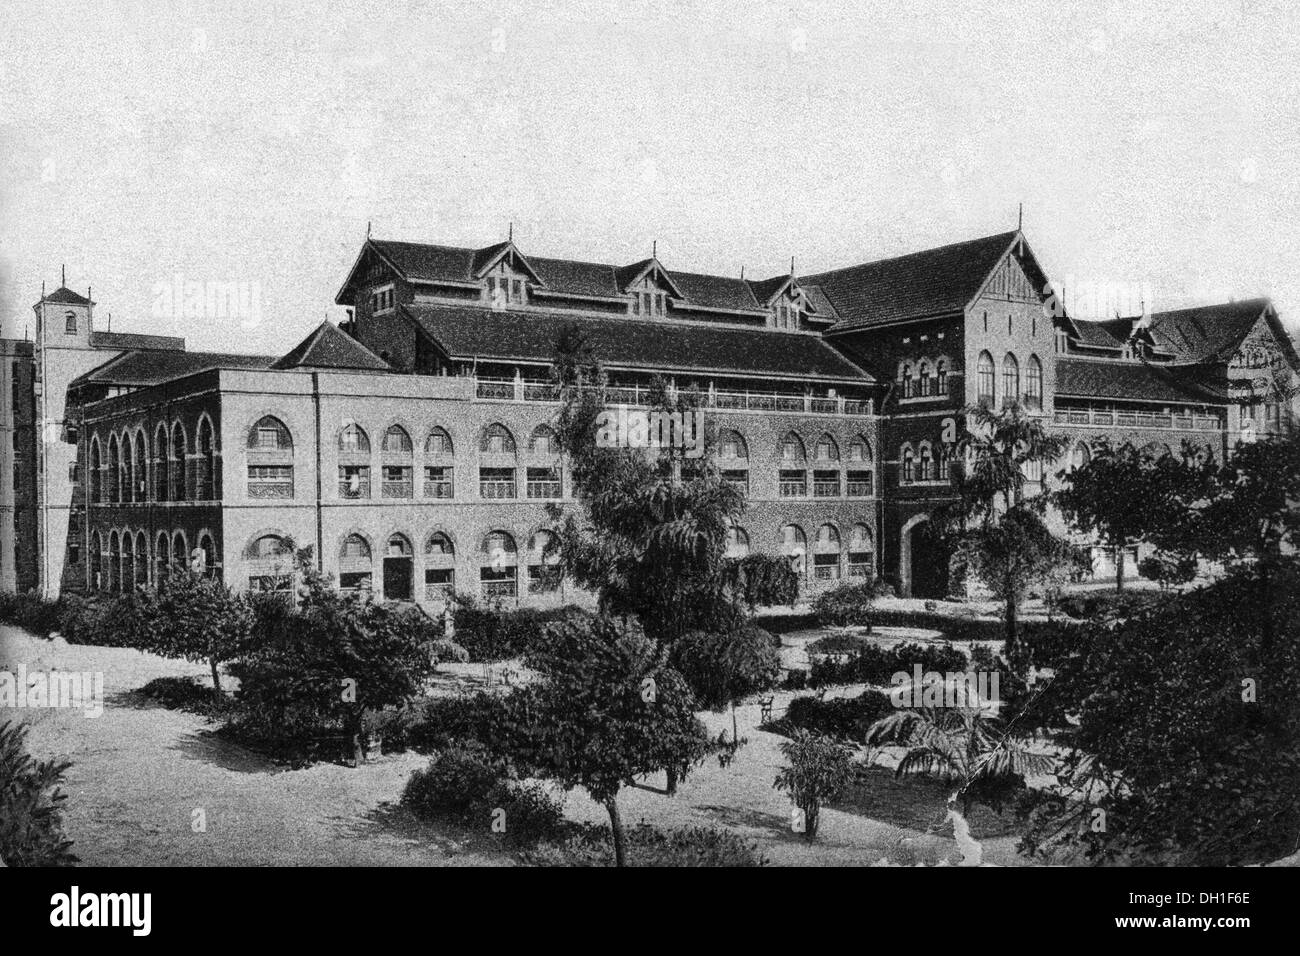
[3,228,1296,605]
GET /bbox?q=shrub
[775,689,894,741]
[402,742,510,822]
[1138,554,1198,590]
[451,596,590,663]
[138,676,224,715]
[0,720,76,866]
[0,591,65,638]
[811,582,877,629]
[808,640,968,688]
[389,692,516,755]
[1052,590,1165,622]
[58,593,153,648]
[773,729,856,841]
[521,823,765,867]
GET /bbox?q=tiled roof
[273,321,390,371]
[402,303,871,383]
[355,239,803,315]
[70,349,276,390]
[1055,358,1227,404]
[1144,299,1273,363]
[41,286,92,306]
[808,231,1023,331]
[90,331,186,352]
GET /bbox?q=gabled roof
[1055,358,1228,405]
[69,349,276,391]
[401,303,871,384]
[808,231,1040,331]
[1144,299,1293,365]
[40,286,93,306]
[273,321,391,371]
[616,258,685,298]
[90,331,186,352]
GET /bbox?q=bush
[451,596,591,663]
[0,720,76,866]
[773,689,894,740]
[670,624,782,712]
[1052,590,1165,622]
[521,823,765,867]
[387,692,516,755]
[58,593,153,648]
[0,591,66,638]
[138,676,223,715]
[808,640,968,688]
[1138,554,1198,589]
[811,582,878,629]
[773,729,856,841]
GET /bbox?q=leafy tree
[150,569,254,702]
[1017,562,1300,865]
[772,730,856,841]
[671,624,782,750]
[1054,439,1208,591]
[940,401,1071,651]
[508,615,711,866]
[0,720,76,866]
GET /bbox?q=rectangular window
[248,465,293,499]
[778,469,807,498]
[382,465,413,498]
[257,427,280,449]
[846,470,873,497]
[338,465,370,499]
[813,470,840,498]
[813,553,841,581]
[721,469,748,493]
[423,465,453,498]
[479,467,516,499]
[526,466,561,499]
[340,571,372,591]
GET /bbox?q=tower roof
[39,286,93,307]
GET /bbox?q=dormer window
[632,291,666,317]
[773,301,800,330]
[487,275,526,308]
[371,286,394,313]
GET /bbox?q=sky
[2,0,1297,352]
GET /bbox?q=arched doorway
[900,514,951,599]
[383,534,414,601]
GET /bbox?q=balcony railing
[846,478,873,497]
[424,582,455,601]
[779,480,807,498]
[480,480,517,499]
[423,480,453,499]
[249,481,293,499]
[338,480,370,499]
[482,579,518,599]
[382,479,413,499]
[1055,408,1223,431]
[813,564,841,581]
[526,480,562,499]
[472,376,871,416]
[813,480,841,498]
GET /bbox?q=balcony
[338,480,370,499]
[476,377,515,400]
[480,479,517,499]
[522,381,558,402]
[526,480,562,499]
[482,579,518,599]
[813,480,840,498]
[846,478,873,497]
[1055,407,1222,432]
[423,479,453,499]
[382,479,413,499]
[779,480,807,498]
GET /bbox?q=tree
[671,624,782,751]
[509,615,711,865]
[150,569,254,703]
[1054,439,1207,591]
[0,720,76,866]
[772,730,856,841]
[940,401,1071,651]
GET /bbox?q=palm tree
[864,695,1054,824]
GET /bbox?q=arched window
[108,531,121,592]
[936,359,948,396]
[339,533,373,592]
[134,531,148,588]
[425,427,453,456]
[91,531,103,590]
[65,311,77,334]
[938,445,951,481]
[90,438,103,503]
[339,423,370,453]
[172,531,187,570]
[529,425,558,456]
[338,425,371,499]
[848,524,874,579]
[245,534,291,596]
[425,532,456,600]
[120,529,135,591]
[132,430,147,501]
[814,434,839,462]
[480,423,516,455]
[901,362,914,399]
[977,351,995,405]
[527,530,561,593]
[918,361,931,398]
[1072,442,1091,470]
[196,532,216,579]
[1025,355,1043,409]
[848,435,872,462]
[381,426,414,499]
[918,442,934,481]
[153,424,169,501]
[247,416,293,499]
[196,418,215,500]
[718,429,748,460]
[902,444,915,484]
[1002,354,1019,407]
[122,433,135,504]
[780,524,807,576]
[155,532,170,584]
[170,423,187,501]
[780,432,806,462]
[725,526,750,559]
[813,524,842,581]
[480,530,518,599]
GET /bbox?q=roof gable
[273,321,391,371]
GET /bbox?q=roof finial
[508,221,513,242]
[790,255,796,276]
[1018,203,1024,232]
[652,240,657,259]
[366,220,371,239]
[740,264,745,281]
[61,264,66,287]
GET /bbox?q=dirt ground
[2,624,1029,867]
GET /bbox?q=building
[3,228,1297,605]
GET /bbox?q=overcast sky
[2,0,1297,352]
